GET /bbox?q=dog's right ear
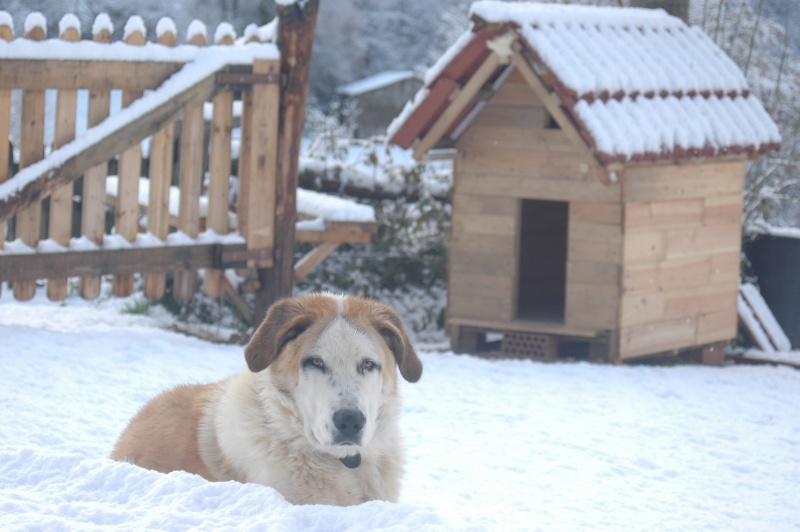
[245,297,311,373]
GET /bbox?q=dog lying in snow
[110,293,422,505]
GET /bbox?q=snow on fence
[0,10,368,315]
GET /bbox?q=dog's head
[244,293,422,458]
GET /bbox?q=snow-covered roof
[336,70,420,97]
[389,0,781,164]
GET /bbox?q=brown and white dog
[110,293,422,505]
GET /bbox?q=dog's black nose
[333,409,365,440]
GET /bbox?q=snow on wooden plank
[740,283,792,352]
[737,292,775,352]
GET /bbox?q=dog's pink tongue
[340,453,361,469]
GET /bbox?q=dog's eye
[303,356,326,372]
[359,359,379,374]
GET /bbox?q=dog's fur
[110,293,422,505]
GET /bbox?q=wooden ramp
[734,282,798,368]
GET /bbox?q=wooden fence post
[79,15,113,300]
[0,16,13,297]
[46,16,81,302]
[112,17,146,297]
[203,27,235,298]
[143,21,177,301]
[173,26,207,302]
[254,0,320,324]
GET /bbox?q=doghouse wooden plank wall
[389,2,780,362]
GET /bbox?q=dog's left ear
[245,297,311,373]
[374,304,422,383]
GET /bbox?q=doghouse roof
[388,1,781,164]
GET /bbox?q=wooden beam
[293,241,339,284]
[255,0,320,325]
[0,243,250,283]
[0,61,236,224]
[413,52,501,160]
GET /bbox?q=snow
[1,292,800,530]
[186,20,207,43]
[740,283,792,352]
[58,14,81,37]
[296,188,375,223]
[23,12,45,36]
[92,13,113,37]
[155,17,177,40]
[337,71,418,97]
[123,16,146,41]
[214,22,236,44]
[0,11,12,30]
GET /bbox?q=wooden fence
[0,5,370,324]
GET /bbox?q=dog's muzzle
[332,408,365,445]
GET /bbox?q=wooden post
[254,0,320,325]
[202,29,235,298]
[79,17,113,300]
[112,18,146,297]
[0,17,13,297]
[46,18,81,301]
[14,18,46,302]
[172,29,207,302]
[143,25,177,301]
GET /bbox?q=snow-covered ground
[2,288,800,531]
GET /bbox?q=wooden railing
[0,13,282,307]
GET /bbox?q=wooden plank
[709,251,740,285]
[703,194,743,225]
[567,260,619,286]
[472,105,548,129]
[569,220,621,246]
[413,52,501,159]
[453,193,516,216]
[488,80,542,106]
[79,24,114,301]
[448,292,512,322]
[173,32,208,303]
[13,24,47,302]
[624,198,704,229]
[618,316,698,359]
[0,59,184,91]
[112,28,146,298]
[664,283,737,319]
[447,316,600,338]
[45,25,81,301]
[236,91,253,242]
[450,272,514,299]
[0,242,248,281]
[203,32,235,298]
[622,257,713,295]
[570,202,621,225]
[625,161,745,202]
[458,169,619,203]
[740,283,791,351]
[568,238,622,264]
[621,230,667,264]
[293,242,338,284]
[0,20,13,296]
[665,223,741,260]
[450,249,516,276]
[244,58,280,260]
[451,231,516,255]
[456,125,582,154]
[143,29,177,301]
[453,213,516,237]
[696,308,737,345]
[620,292,666,327]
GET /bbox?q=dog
[109,293,422,505]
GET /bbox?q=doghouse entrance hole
[516,199,568,322]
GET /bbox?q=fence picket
[46,19,80,302]
[14,20,46,302]
[142,25,177,301]
[0,18,12,297]
[112,20,146,297]
[173,29,207,302]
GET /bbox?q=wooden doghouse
[388,1,781,362]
